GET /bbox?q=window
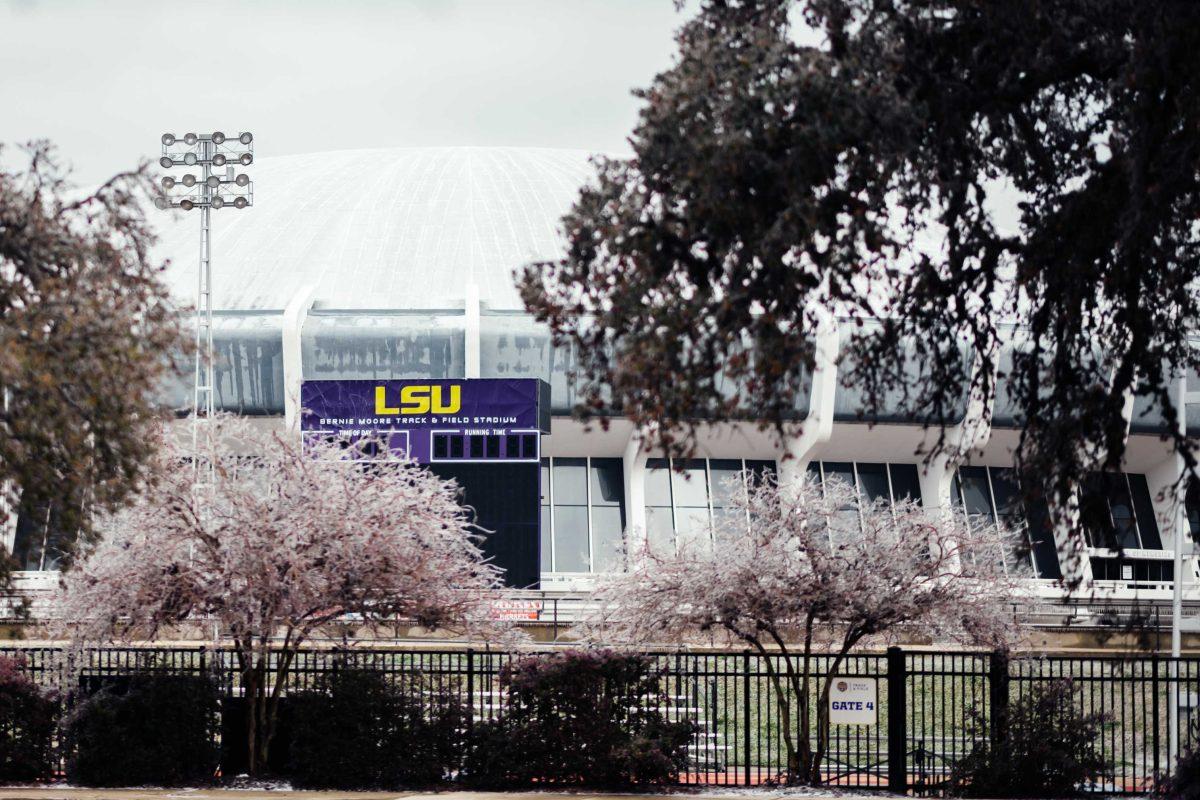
[643,458,776,553]
[951,466,1061,579]
[540,457,627,573]
[11,500,72,572]
[1079,472,1162,551]
[807,461,924,545]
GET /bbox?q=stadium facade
[5,146,1198,633]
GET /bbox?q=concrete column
[779,318,840,487]
[622,426,649,562]
[282,285,317,433]
[465,284,481,379]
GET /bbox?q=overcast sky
[0,0,683,185]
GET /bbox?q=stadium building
[5,146,1198,638]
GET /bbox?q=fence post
[988,650,1010,752]
[466,647,475,721]
[743,649,752,786]
[887,646,907,793]
[1152,653,1161,780]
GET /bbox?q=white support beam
[622,426,650,562]
[282,285,317,433]
[779,317,839,488]
[465,284,481,379]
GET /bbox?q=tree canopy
[0,142,180,581]
[57,415,514,772]
[520,0,1200,520]
[580,472,1022,783]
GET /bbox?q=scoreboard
[300,378,550,589]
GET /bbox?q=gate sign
[829,677,877,725]
[300,379,550,464]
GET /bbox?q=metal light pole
[1171,369,1187,763]
[155,131,254,480]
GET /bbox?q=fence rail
[1,644,1194,794]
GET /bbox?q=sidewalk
[0,788,875,800]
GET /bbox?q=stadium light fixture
[155,129,255,476]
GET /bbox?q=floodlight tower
[155,132,254,472]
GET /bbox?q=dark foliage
[463,650,695,789]
[1160,731,1200,800]
[288,669,467,789]
[0,655,58,782]
[62,673,219,787]
[949,679,1111,797]
[0,142,181,583]
[519,0,1200,584]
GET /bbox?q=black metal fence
[3,644,1195,794]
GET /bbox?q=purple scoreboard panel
[301,379,550,589]
[300,378,550,462]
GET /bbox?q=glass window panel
[957,467,995,520]
[1080,474,1119,549]
[540,459,550,505]
[671,459,710,508]
[675,507,713,552]
[552,505,590,572]
[1128,473,1162,549]
[888,464,922,505]
[1024,493,1062,579]
[589,459,625,507]
[1102,473,1141,550]
[745,460,777,489]
[988,469,1023,520]
[822,462,856,492]
[11,502,71,572]
[552,458,588,506]
[591,505,624,572]
[855,463,890,504]
[709,459,744,509]
[646,506,675,556]
[645,459,673,506]
[540,505,552,573]
[302,312,465,381]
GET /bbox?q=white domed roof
[153,146,595,311]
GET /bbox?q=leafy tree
[577,473,1023,784]
[0,142,180,580]
[520,1,1200,572]
[56,415,515,775]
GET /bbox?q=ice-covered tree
[57,416,513,774]
[579,473,1024,785]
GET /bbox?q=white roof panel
[152,146,595,311]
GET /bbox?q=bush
[0,655,58,782]
[288,669,466,789]
[62,672,219,787]
[949,678,1112,798]
[1160,729,1200,800]
[463,650,695,789]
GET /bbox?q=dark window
[887,464,922,504]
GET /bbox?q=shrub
[62,672,219,787]
[288,669,467,789]
[1160,731,1200,800]
[949,678,1112,798]
[463,650,695,789]
[0,655,58,782]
